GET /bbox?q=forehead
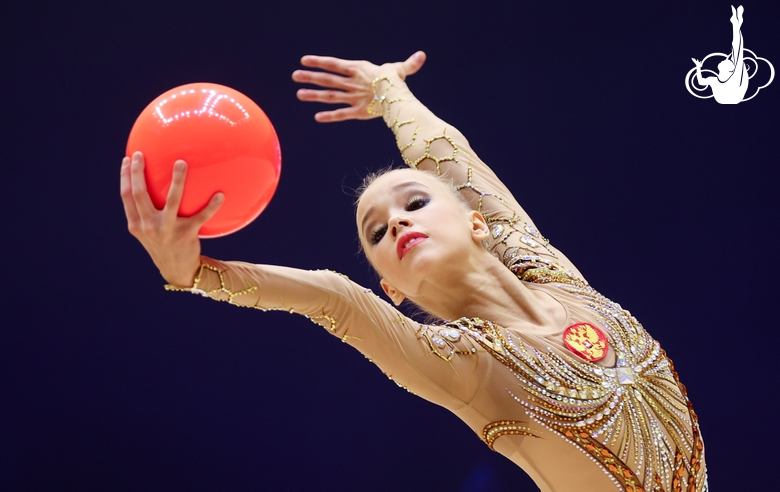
[357,170,446,212]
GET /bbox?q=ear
[380,278,406,306]
[468,211,490,242]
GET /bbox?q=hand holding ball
[127,83,281,237]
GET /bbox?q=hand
[692,58,702,67]
[292,51,426,123]
[120,152,224,287]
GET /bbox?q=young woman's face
[356,169,483,300]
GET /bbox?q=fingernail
[215,193,224,203]
[175,161,185,171]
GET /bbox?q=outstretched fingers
[399,51,426,78]
[129,152,157,219]
[120,156,142,233]
[314,107,364,123]
[292,69,358,91]
[294,52,426,123]
[296,88,361,105]
[191,192,225,227]
[300,55,357,76]
[164,160,187,219]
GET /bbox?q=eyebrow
[360,181,430,235]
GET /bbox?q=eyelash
[369,196,430,245]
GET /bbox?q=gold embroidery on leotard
[166,81,706,490]
[449,269,706,492]
[482,420,540,450]
[165,264,351,336]
[372,81,566,271]
[165,263,256,302]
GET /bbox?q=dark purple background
[3,1,779,490]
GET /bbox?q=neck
[409,251,563,329]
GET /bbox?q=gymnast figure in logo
[692,5,747,104]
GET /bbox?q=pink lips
[397,232,428,259]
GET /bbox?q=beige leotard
[167,77,707,492]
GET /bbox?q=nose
[388,215,412,238]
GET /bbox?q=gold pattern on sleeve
[164,264,352,336]
[164,263,256,302]
[482,421,540,450]
[370,78,570,275]
[451,166,565,268]
[383,372,417,395]
[398,129,461,176]
[388,127,564,268]
[308,313,337,331]
[368,77,406,117]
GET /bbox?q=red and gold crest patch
[563,322,608,362]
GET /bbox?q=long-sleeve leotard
[168,73,578,412]
[171,258,493,410]
[369,76,583,281]
[172,74,583,414]
[166,76,706,491]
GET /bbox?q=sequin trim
[448,269,706,491]
[483,420,540,450]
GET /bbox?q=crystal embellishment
[440,328,461,341]
[491,224,505,238]
[616,367,635,385]
[521,235,540,248]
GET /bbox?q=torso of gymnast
[120,52,707,492]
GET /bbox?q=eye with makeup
[369,195,430,245]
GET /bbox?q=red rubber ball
[127,83,281,238]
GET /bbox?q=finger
[191,192,225,227]
[292,70,359,91]
[296,88,357,105]
[164,160,187,218]
[300,55,358,76]
[129,151,157,218]
[314,107,366,123]
[400,51,426,78]
[120,157,141,232]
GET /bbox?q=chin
[412,249,460,279]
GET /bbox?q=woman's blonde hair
[354,166,471,210]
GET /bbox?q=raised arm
[120,152,488,407]
[691,58,712,87]
[293,53,583,280]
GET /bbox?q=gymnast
[692,5,748,104]
[120,52,707,492]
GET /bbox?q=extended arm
[165,257,489,405]
[120,153,488,406]
[692,59,711,87]
[293,53,582,279]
